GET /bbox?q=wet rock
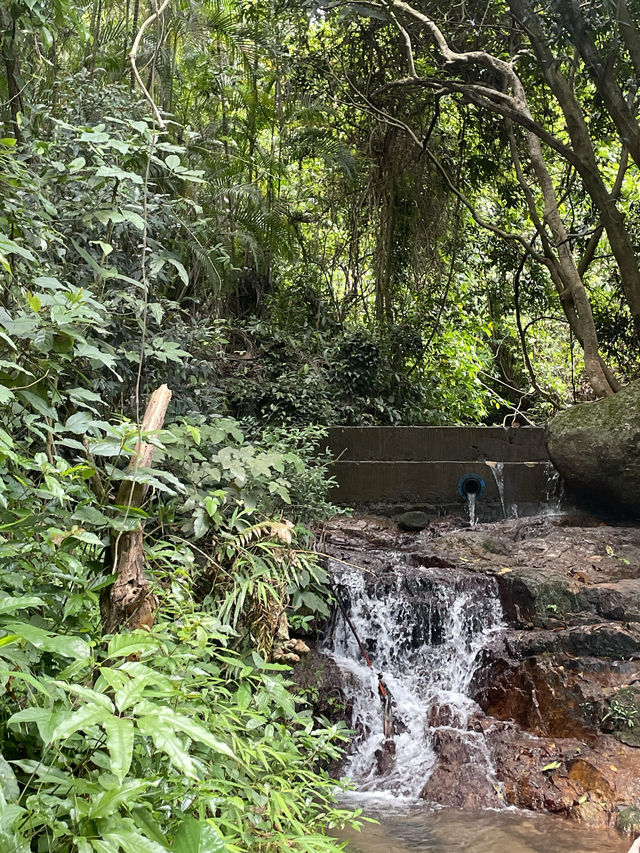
[397,510,431,532]
[486,725,640,827]
[420,728,503,809]
[546,380,640,518]
[291,648,352,728]
[567,757,615,800]
[473,654,606,740]
[313,513,640,828]
[524,623,640,658]
[479,535,511,555]
[375,738,396,775]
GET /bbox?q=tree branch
[129,0,170,129]
[342,78,547,263]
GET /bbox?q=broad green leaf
[236,683,251,710]
[75,342,117,370]
[101,828,168,853]
[4,622,90,660]
[114,673,158,712]
[136,716,195,777]
[165,257,189,286]
[0,595,44,615]
[26,293,41,312]
[106,632,161,660]
[64,411,97,433]
[90,240,113,256]
[121,209,145,230]
[86,779,149,819]
[0,384,14,404]
[94,165,143,184]
[89,439,125,456]
[0,753,19,802]
[135,704,236,761]
[173,818,226,853]
[131,809,167,846]
[0,826,30,853]
[90,840,120,853]
[0,236,35,262]
[0,669,51,695]
[50,704,111,742]
[104,716,134,784]
[16,389,56,418]
[54,681,114,712]
[8,707,65,743]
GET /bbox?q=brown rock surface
[312,511,640,829]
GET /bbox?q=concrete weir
[326,426,554,511]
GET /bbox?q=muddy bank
[295,512,640,834]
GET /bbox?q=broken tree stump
[100,384,172,634]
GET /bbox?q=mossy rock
[397,511,430,532]
[547,380,640,517]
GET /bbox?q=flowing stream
[324,556,503,801]
[332,808,625,852]
[324,554,629,852]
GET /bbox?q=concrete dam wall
[326,426,554,511]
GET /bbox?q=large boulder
[547,380,640,517]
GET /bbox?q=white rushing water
[467,492,477,527]
[485,460,506,518]
[324,559,504,802]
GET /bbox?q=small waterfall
[544,461,564,510]
[324,558,504,802]
[485,460,506,518]
[468,492,477,527]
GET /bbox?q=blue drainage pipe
[458,473,485,500]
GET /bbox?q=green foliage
[218,319,495,425]
[1,599,355,852]
[603,695,638,730]
[0,70,354,852]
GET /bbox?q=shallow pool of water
[333,807,629,852]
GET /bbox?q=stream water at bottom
[323,551,633,852]
[332,806,627,852]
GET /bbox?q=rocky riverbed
[294,510,640,835]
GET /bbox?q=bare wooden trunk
[100,384,172,634]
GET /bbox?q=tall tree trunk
[89,0,102,79]
[509,0,640,341]
[560,0,640,169]
[522,127,616,396]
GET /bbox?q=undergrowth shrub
[0,101,357,852]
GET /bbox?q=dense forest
[1,0,640,850]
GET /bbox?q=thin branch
[129,0,170,129]
[423,145,546,262]
[340,78,547,263]
[372,76,581,169]
[578,146,629,278]
[513,252,559,406]
[384,0,417,77]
